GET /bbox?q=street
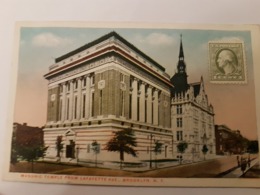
[10,154,259,178]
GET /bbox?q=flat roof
[55,31,166,72]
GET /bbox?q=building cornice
[44,45,173,87]
[55,31,166,72]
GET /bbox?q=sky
[14,27,257,140]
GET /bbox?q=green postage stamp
[208,41,247,84]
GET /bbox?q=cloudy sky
[14,27,257,140]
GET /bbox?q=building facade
[43,32,215,164]
[170,37,216,161]
[215,125,248,155]
[43,32,173,164]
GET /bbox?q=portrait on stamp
[208,42,247,84]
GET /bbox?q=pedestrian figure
[241,158,247,173]
[237,155,240,167]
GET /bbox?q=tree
[10,135,18,164]
[154,140,163,168]
[91,140,100,167]
[56,136,63,161]
[16,145,48,172]
[202,144,209,160]
[247,140,259,153]
[177,141,188,164]
[105,128,137,169]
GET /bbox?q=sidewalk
[222,158,259,178]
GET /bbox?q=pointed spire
[179,34,184,59]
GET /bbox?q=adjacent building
[43,32,215,164]
[215,124,248,155]
[170,37,216,161]
[13,122,44,147]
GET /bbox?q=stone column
[139,81,145,122]
[131,78,138,121]
[153,89,159,125]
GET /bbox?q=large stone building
[43,32,173,164]
[170,37,216,161]
[43,32,215,165]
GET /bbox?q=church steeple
[179,34,184,60]
[177,34,186,74]
[170,34,189,94]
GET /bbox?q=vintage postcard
[3,22,260,187]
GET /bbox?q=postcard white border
[3,22,260,188]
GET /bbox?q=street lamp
[149,134,154,169]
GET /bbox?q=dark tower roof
[170,34,189,94]
[178,34,184,59]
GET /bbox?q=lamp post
[149,134,154,169]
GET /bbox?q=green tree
[154,140,163,168]
[16,145,48,172]
[105,128,137,169]
[247,140,259,153]
[177,141,188,164]
[10,135,18,164]
[202,144,209,160]
[56,135,63,161]
[91,140,100,167]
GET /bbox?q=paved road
[51,154,259,178]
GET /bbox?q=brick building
[215,124,248,155]
[43,32,173,163]
[13,123,43,147]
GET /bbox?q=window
[120,73,125,82]
[91,74,95,85]
[119,90,125,117]
[129,94,132,119]
[82,94,86,118]
[99,90,103,115]
[74,96,77,119]
[91,92,95,117]
[177,105,182,114]
[74,81,78,90]
[137,81,141,91]
[137,97,140,121]
[66,98,70,120]
[59,99,62,121]
[145,99,147,122]
[83,77,87,87]
[177,118,183,127]
[130,77,133,88]
[177,131,183,141]
[151,101,154,124]
[67,83,70,91]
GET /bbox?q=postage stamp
[208,41,247,84]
